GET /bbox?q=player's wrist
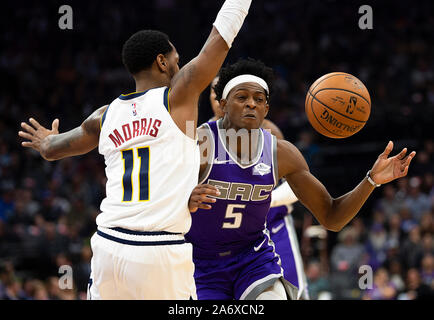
[366,170,381,187]
[213,0,252,48]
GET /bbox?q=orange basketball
[305,72,371,139]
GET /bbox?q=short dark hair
[122,30,173,75]
[213,58,275,101]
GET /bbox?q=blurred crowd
[0,1,433,299]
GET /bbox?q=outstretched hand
[18,118,59,156]
[188,184,221,213]
[370,141,416,185]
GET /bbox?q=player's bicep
[45,106,106,160]
[277,140,333,226]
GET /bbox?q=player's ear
[264,103,269,118]
[156,54,168,72]
[220,99,228,112]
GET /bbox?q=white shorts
[87,227,197,300]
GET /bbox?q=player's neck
[221,117,260,162]
[133,71,170,93]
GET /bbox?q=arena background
[0,0,432,300]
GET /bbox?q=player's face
[222,82,269,130]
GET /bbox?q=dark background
[0,0,432,300]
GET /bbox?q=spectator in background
[399,206,417,234]
[419,211,434,235]
[362,267,397,300]
[365,223,388,271]
[305,260,331,300]
[404,177,431,223]
[420,253,434,289]
[398,268,434,300]
[386,259,406,292]
[386,214,404,246]
[376,184,404,220]
[395,177,409,204]
[330,227,367,299]
[0,187,14,222]
[421,232,434,257]
[400,225,424,270]
[73,245,92,299]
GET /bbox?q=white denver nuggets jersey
[97,87,200,233]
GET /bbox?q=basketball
[305,72,371,139]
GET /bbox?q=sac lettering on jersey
[207,179,273,202]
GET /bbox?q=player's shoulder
[261,118,284,140]
[276,139,308,173]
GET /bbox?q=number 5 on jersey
[121,147,150,202]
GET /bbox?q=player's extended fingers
[403,151,416,167]
[21,141,35,148]
[197,203,213,210]
[18,131,35,141]
[401,165,409,177]
[198,184,221,197]
[29,118,43,129]
[199,193,217,203]
[21,122,36,135]
[395,148,408,160]
[380,141,394,159]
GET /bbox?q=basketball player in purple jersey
[186,58,416,300]
[207,76,309,299]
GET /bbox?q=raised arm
[169,0,252,135]
[277,140,416,232]
[19,105,107,161]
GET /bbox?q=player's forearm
[326,177,376,231]
[41,126,98,161]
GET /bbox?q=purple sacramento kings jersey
[185,119,278,259]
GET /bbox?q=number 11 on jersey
[121,147,150,202]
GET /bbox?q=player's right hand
[18,118,59,158]
[188,184,221,213]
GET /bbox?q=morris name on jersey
[108,117,162,148]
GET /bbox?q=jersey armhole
[100,104,111,130]
[271,134,279,187]
[163,87,171,113]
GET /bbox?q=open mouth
[243,114,256,119]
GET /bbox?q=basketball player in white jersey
[18,0,253,300]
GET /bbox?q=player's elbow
[40,148,58,161]
[40,143,59,161]
[321,212,345,232]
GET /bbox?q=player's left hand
[188,184,221,213]
[370,141,416,185]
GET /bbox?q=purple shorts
[193,234,284,300]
